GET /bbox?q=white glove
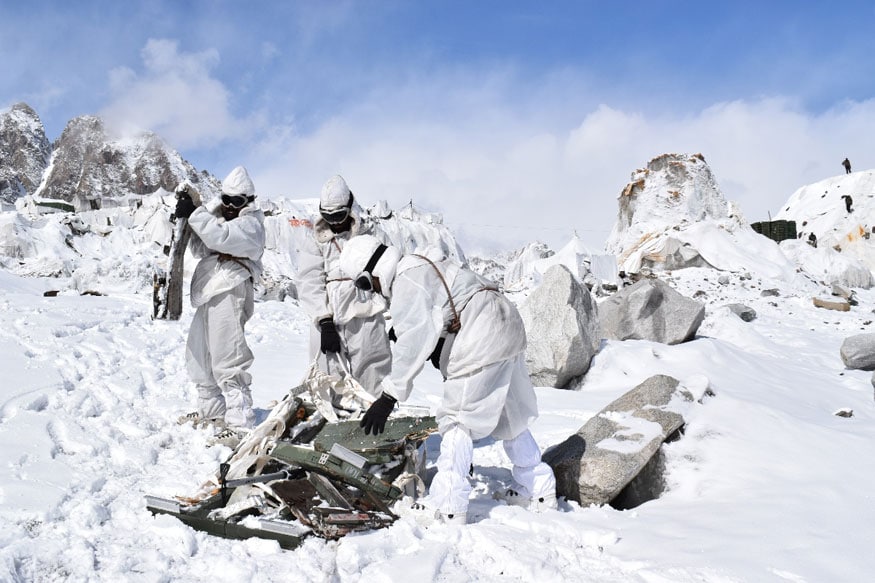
[175,180,202,205]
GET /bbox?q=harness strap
[412,254,460,332]
[217,253,253,280]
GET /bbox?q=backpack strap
[412,254,462,333]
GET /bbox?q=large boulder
[840,333,875,370]
[518,264,600,388]
[600,278,704,344]
[542,374,696,507]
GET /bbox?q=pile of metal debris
[146,370,436,549]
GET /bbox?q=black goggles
[354,244,388,291]
[221,194,249,209]
[320,206,350,225]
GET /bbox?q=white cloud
[248,91,875,254]
[94,38,875,255]
[100,39,254,150]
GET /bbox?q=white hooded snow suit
[295,177,391,395]
[339,235,556,517]
[184,169,265,429]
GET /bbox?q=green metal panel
[312,416,437,463]
[750,220,797,243]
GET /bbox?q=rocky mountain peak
[605,153,739,256]
[34,111,220,211]
[0,102,51,206]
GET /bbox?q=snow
[3,174,875,581]
[776,170,875,272]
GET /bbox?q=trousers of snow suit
[425,354,557,516]
[307,312,392,396]
[186,281,256,428]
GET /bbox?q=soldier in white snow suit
[175,166,266,430]
[295,175,392,397]
[338,234,556,524]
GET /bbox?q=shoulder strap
[413,254,461,333]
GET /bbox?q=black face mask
[221,205,242,221]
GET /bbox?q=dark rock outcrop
[0,103,51,205]
[37,114,220,210]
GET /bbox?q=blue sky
[3,1,875,252]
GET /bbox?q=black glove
[388,327,397,342]
[360,393,397,435]
[319,318,342,354]
[427,337,445,369]
[175,193,196,219]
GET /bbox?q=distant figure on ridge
[842,194,854,213]
[842,158,852,174]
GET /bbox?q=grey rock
[599,278,705,344]
[840,333,875,370]
[831,283,858,305]
[725,303,757,322]
[519,265,600,388]
[258,276,297,302]
[543,374,694,507]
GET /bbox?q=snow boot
[207,426,250,449]
[393,498,467,526]
[176,411,223,429]
[494,488,557,512]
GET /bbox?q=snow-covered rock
[603,152,869,292]
[0,191,468,297]
[543,374,696,507]
[502,241,554,291]
[502,234,619,294]
[605,153,743,271]
[775,170,875,274]
[780,239,873,289]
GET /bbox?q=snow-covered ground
[2,247,874,581]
